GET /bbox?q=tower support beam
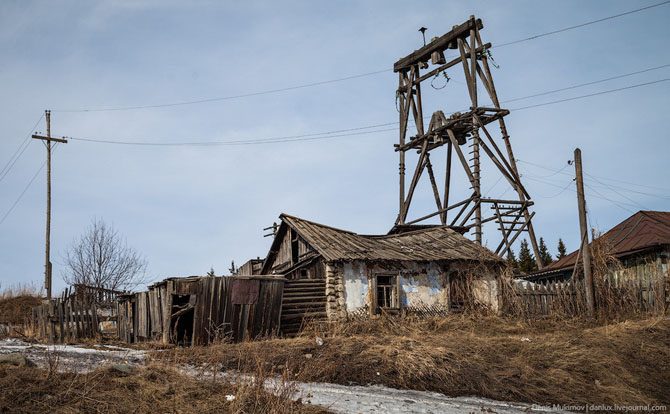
[392,16,543,268]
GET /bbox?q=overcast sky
[1,0,668,293]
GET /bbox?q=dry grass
[0,363,328,414]
[158,315,670,406]
[0,284,42,326]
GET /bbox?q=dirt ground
[0,338,554,413]
[2,315,667,412]
[160,315,670,408]
[0,363,325,414]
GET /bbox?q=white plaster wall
[342,261,369,311]
[472,278,499,312]
[342,261,449,313]
[397,262,449,307]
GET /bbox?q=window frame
[371,273,401,313]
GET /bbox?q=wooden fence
[32,285,122,342]
[505,276,668,317]
[117,275,285,346]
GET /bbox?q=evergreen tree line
[506,238,567,274]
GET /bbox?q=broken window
[375,275,399,310]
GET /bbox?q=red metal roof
[534,211,670,276]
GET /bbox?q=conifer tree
[538,237,553,266]
[506,248,519,273]
[557,238,567,259]
[518,239,538,273]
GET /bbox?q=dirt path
[0,339,558,413]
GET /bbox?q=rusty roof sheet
[532,210,670,276]
[280,214,501,263]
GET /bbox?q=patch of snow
[291,381,563,414]
[0,339,145,372]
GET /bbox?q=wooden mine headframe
[393,16,543,268]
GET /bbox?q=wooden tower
[393,16,542,267]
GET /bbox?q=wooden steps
[280,279,327,336]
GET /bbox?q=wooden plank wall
[508,277,668,316]
[509,280,580,316]
[135,292,150,340]
[116,297,133,343]
[117,276,285,345]
[32,287,115,343]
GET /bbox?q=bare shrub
[590,235,666,319]
[62,219,148,293]
[501,233,667,321]
[0,283,43,338]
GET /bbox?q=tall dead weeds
[0,362,326,414]
[159,315,670,406]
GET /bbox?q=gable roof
[530,211,670,277]
[263,213,501,269]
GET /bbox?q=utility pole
[573,148,595,316]
[32,110,68,301]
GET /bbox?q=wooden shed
[117,275,285,345]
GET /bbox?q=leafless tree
[62,219,148,292]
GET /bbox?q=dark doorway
[171,294,195,346]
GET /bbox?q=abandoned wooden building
[117,275,284,345]
[527,211,670,284]
[235,258,264,276]
[262,214,503,333]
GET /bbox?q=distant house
[262,214,502,333]
[526,211,670,284]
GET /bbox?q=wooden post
[574,148,595,316]
[31,110,67,301]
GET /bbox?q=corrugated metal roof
[279,214,501,263]
[531,210,670,276]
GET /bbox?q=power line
[511,78,669,111]
[64,77,670,146]
[542,180,574,199]
[583,174,670,193]
[50,1,669,114]
[518,159,670,195]
[53,69,390,113]
[584,173,654,209]
[503,64,670,103]
[521,174,574,199]
[0,114,44,183]
[0,162,45,226]
[495,0,670,48]
[524,175,639,211]
[584,183,636,214]
[68,125,397,146]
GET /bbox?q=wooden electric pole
[32,110,68,301]
[573,148,595,316]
